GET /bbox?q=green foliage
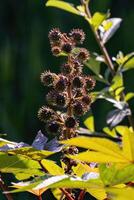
[1,0,134,200]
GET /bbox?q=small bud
[72,76,83,88]
[62,42,73,53]
[72,101,84,116]
[56,93,67,107]
[54,76,68,92]
[38,106,54,122]
[51,46,61,56]
[65,117,77,128]
[77,48,90,63]
[73,60,83,74]
[40,71,57,86]
[69,29,85,44]
[82,95,91,105]
[61,63,73,75]
[46,121,61,135]
[48,28,62,43]
[85,76,96,91]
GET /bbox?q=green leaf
[89,12,108,30]
[85,55,101,75]
[69,151,127,163]
[100,18,122,44]
[100,164,134,186]
[61,136,123,158]
[8,146,54,161]
[0,152,43,180]
[122,127,134,161]
[84,112,95,132]
[125,92,134,102]
[46,0,79,15]
[122,52,134,71]
[106,186,134,200]
[109,72,123,93]
[10,174,102,194]
[103,127,117,138]
[41,159,64,175]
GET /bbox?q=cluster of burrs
[38,28,95,173]
[38,28,95,141]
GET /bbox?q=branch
[0,175,14,200]
[78,190,86,200]
[60,188,74,200]
[82,1,134,129]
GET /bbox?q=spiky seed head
[46,121,61,135]
[56,93,67,107]
[69,29,85,44]
[72,101,84,116]
[85,76,96,91]
[51,46,61,56]
[82,95,91,105]
[62,42,73,53]
[77,48,90,63]
[40,71,57,86]
[48,28,62,42]
[72,76,83,88]
[38,106,54,122]
[54,76,68,92]
[65,117,77,128]
[61,63,73,75]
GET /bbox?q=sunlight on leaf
[46,0,79,15]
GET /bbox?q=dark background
[0,0,134,199]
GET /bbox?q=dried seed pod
[40,71,57,86]
[62,42,73,53]
[54,75,68,92]
[69,29,85,44]
[38,106,55,122]
[51,46,61,56]
[65,117,77,128]
[73,60,83,74]
[72,76,83,88]
[77,48,90,63]
[56,93,67,107]
[72,101,85,116]
[61,63,73,75]
[48,28,62,43]
[46,121,61,135]
[85,76,96,91]
[82,95,91,105]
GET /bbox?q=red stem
[0,175,13,200]
[60,188,74,200]
[78,190,86,200]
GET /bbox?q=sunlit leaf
[41,159,64,175]
[8,147,54,161]
[69,151,127,163]
[0,152,43,180]
[106,186,134,200]
[100,164,134,186]
[89,12,108,30]
[125,92,134,102]
[46,0,79,15]
[84,113,95,132]
[100,18,122,44]
[103,127,117,138]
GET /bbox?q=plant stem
[38,195,42,200]
[60,188,74,200]
[83,0,134,129]
[0,175,13,200]
[78,190,86,200]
